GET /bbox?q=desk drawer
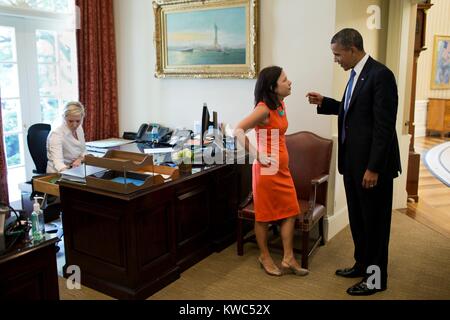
[33,174,60,197]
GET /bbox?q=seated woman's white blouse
[46,123,87,173]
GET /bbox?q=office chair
[27,124,61,224]
[27,123,51,174]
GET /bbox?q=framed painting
[430,35,450,90]
[153,0,259,79]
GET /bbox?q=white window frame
[0,5,78,181]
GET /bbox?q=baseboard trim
[325,208,349,241]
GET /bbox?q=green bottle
[31,198,43,241]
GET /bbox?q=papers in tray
[86,138,133,148]
[111,177,145,187]
[61,164,107,183]
[143,148,173,154]
[136,171,172,181]
[86,149,108,157]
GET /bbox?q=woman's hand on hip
[257,153,277,167]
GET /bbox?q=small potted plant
[172,148,193,173]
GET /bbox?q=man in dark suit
[306,28,402,295]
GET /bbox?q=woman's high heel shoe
[281,261,309,276]
[258,258,282,276]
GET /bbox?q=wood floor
[398,135,450,238]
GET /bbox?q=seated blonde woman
[47,101,87,173]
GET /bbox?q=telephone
[136,123,149,140]
[135,123,172,143]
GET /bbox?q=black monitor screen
[201,104,210,144]
[201,103,219,150]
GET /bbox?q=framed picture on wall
[153,0,259,79]
[430,35,450,90]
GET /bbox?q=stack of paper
[61,165,106,183]
[86,138,133,148]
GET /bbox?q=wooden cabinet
[0,236,59,300]
[427,98,450,137]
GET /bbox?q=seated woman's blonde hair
[63,101,85,119]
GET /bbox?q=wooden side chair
[236,131,333,269]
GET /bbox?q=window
[0,0,73,14]
[0,1,77,202]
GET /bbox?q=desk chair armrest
[239,191,253,210]
[305,174,329,223]
[311,174,329,186]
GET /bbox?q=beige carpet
[59,211,450,300]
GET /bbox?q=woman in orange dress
[234,66,308,276]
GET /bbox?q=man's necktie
[344,69,356,113]
[342,69,356,143]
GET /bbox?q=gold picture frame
[430,35,450,90]
[153,0,259,79]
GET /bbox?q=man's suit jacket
[318,56,402,179]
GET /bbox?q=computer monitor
[201,103,217,149]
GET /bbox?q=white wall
[414,0,450,136]
[385,0,417,210]
[114,0,335,137]
[416,0,450,101]
[414,100,428,137]
[115,0,344,241]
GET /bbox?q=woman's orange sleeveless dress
[252,101,300,222]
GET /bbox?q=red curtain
[0,95,9,205]
[76,0,119,142]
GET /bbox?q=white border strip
[424,142,450,187]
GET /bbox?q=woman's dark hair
[254,66,283,110]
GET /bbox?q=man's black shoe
[346,280,387,296]
[335,266,365,278]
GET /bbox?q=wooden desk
[0,235,59,300]
[427,98,450,137]
[59,145,251,299]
